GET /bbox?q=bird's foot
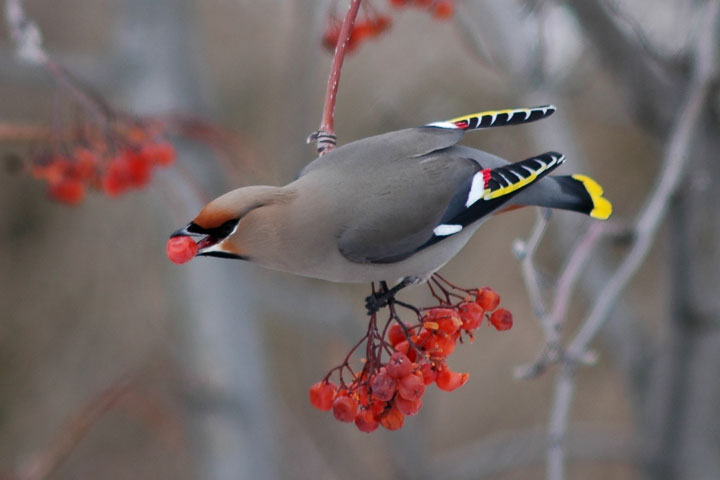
[365,278,418,315]
[365,291,394,315]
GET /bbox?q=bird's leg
[365,278,415,315]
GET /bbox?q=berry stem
[309,0,363,156]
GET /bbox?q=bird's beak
[170,222,246,260]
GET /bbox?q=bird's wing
[337,150,565,264]
[300,105,556,178]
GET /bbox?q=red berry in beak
[166,235,198,264]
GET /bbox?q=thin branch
[307,0,362,156]
[515,208,551,324]
[547,3,720,479]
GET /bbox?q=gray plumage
[175,106,610,284]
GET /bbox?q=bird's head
[169,185,292,262]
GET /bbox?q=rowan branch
[307,0,362,156]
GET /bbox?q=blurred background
[1,0,718,479]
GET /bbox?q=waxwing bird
[170,105,611,304]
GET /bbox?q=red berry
[386,352,412,378]
[394,339,410,355]
[72,148,99,180]
[432,0,454,19]
[418,359,437,385]
[332,395,358,423]
[126,150,152,187]
[389,0,409,7]
[435,310,463,335]
[379,404,404,430]
[436,368,469,392]
[309,381,337,411]
[395,395,423,416]
[476,287,501,311]
[141,141,175,166]
[398,372,425,401]
[489,308,513,331]
[372,15,392,34]
[388,323,406,346]
[355,409,380,433]
[48,178,85,205]
[322,23,340,52]
[458,301,484,331]
[101,155,131,196]
[370,370,397,402]
[166,235,199,264]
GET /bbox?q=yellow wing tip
[572,174,612,220]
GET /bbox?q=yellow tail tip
[572,174,613,220]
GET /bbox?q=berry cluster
[30,135,176,205]
[309,276,512,432]
[322,0,455,54]
[388,0,456,19]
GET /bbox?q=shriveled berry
[436,368,469,392]
[476,287,501,311]
[332,395,358,423]
[489,308,513,331]
[309,381,337,411]
[395,395,423,416]
[370,370,397,402]
[398,372,425,401]
[386,352,412,378]
[379,404,404,431]
[458,301,484,331]
[355,409,380,433]
[166,236,198,264]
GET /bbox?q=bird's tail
[425,105,556,130]
[508,174,612,220]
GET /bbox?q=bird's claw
[365,292,391,315]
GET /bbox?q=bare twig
[515,221,617,380]
[307,0,362,156]
[546,3,720,479]
[515,208,551,323]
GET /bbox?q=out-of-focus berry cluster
[389,0,455,19]
[309,279,513,432]
[322,0,455,54]
[29,124,176,205]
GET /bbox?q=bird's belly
[284,222,482,284]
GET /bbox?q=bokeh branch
[546,2,720,478]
